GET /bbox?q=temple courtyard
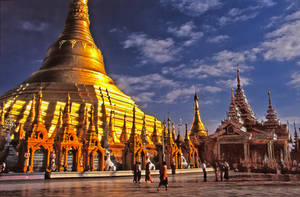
[1,172,300,197]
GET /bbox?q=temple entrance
[92,151,103,171]
[33,148,46,172]
[220,144,244,167]
[67,149,76,172]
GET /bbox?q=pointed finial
[194,92,199,101]
[237,67,241,89]
[268,89,272,108]
[185,122,189,140]
[231,88,234,103]
[39,86,43,99]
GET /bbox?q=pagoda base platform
[47,168,214,179]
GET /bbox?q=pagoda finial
[268,89,272,108]
[64,93,71,125]
[231,88,235,103]
[237,67,241,89]
[152,117,158,144]
[120,113,128,143]
[185,122,189,141]
[34,87,43,124]
[88,105,96,133]
[129,106,136,142]
[190,92,207,136]
[141,114,147,144]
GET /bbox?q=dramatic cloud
[167,21,204,46]
[207,35,229,43]
[123,33,180,64]
[21,21,48,32]
[160,0,221,17]
[261,11,300,61]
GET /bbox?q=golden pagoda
[190,92,208,139]
[0,0,163,172]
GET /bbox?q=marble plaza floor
[1,172,300,197]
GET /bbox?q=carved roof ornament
[33,87,43,125]
[234,68,257,123]
[265,89,279,125]
[293,121,299,152]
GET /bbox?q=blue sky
[1,0,300,135]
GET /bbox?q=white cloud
[260,0,276,7]
[167,21,203,46]
[261,13,300,61]
[113,73,178,93]
[219,12,258,26]
[288,72,300,89]
[21,21,48,32]
[132,92,155,103]
[207,35,229,43]
[160,0,221,17]
[162,49,255,80]
[123,33,180,64]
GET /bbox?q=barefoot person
[157,161,168,191]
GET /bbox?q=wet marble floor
[1,173,300,197]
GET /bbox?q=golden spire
[190,92,207,136]
[152,117,158,144]
[63,93,72,126]
[34,87,43,124]
[129,106,136,142]
[120,113,127,143]
[141,114,147,144]
[25,0,107,85]
[172,121,176,142]
[88,105,96,133]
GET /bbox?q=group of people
[214,160,230,182]
[133,161,168,191]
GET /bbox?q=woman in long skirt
[145,162,153,183]
[157,161,168,191]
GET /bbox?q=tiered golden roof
[190,93,207,136]
[0,0,162,143]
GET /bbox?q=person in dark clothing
[145,162,153,183]
[133,162,141,183]
[224,161,230,180]
[219,161,225,181]
[201,161,207,182]
[171,160,176,175]
[214,162,219,182]
[157,161,168,191]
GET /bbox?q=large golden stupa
[0,0,163,172]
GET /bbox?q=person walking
[201,161,207,182]
[224,161,230,180]
[133,161,141,183]
[220,161,225,181]
[214,162,219,182]
[145,162,153,183]
[157,161,168,191]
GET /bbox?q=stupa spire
[120,113,128,143]
[33,87,43,124]
[237,67,241,89]
[25,0,107,85]
[190,92,207,136]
